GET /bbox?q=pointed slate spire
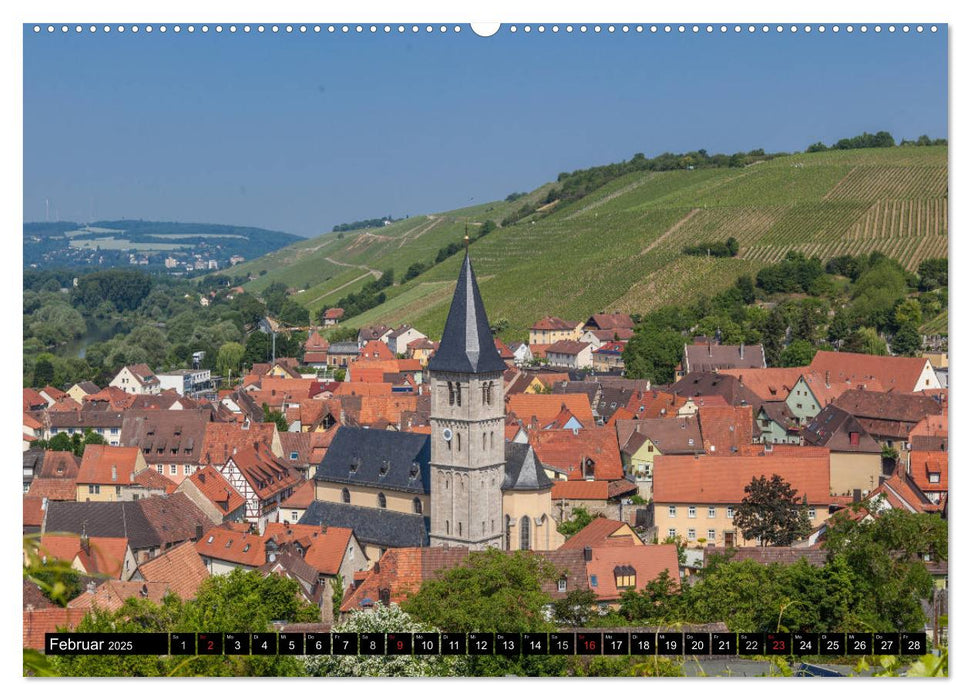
[428,253,507,374]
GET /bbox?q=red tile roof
[909,451,947,493]
[808,351,933,393]
[23,412,43,430]
[585,313,635,331]
[623,389,688,419]
[586,544,681,601]
[23,388,48,411]
[23,607,88,650]
[68,580,170,612]
[719,367,806,401]
[698,404,754,455]
[47,396,84,412]
[225,446,302,501]
[38,535,130,579]
[263,523,354,576]
[532,316,578,331]
[546,340,591,356]
[281,479,316,510]
[134,541,210,600]
[506,393,594,427]
[559,518,638,550]
[76,445,143,486]
[37,451,80,479]
[323,308,345,320]
[23,496,45,529]
[530,427,624,481]
[201,422,278,467]
[187,466,246,516]
[28,478,78,501]
[357,340,395,361]
[305,329,330,352]
[529,344,552,359]
[195,525,266,567]
[341,547,472,613]
[551,481,609,500]
[495,339,515,360]
[653,450,832,505]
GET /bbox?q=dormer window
[290,452,299,460]
[614,565,636,590]
[349,458,360,475]
[409,462,420,480]
[379,460,390,477]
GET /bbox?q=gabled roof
[551,480,609,500]
[186,466,246,515]
[201,421,277,467]
[653,450,832,505]
[909,451,947,493]
[834,389,943,425]
[76,445,142,486]
[546,340,592,356]
[281,479,316,510]
[225,446,302,501]
[39,535,130,579]
[23,607,88,650]
[623,389,688,419]
[585,313,635,331]
[134,540,209,600]
[119,409,211,465]
[68,580,170,612]
[585,544,681,601]
[683,343,766,373]
[28,478,79,501]
[315,426,430,494]
[802,405,883,453]
[503,443,552,491]
[615,416,703,456]
[530,427,624,481]
[506,393,594,428]
[37,451,81,479]
[195,525,266,567]
[669,372,763,407]
[300,501,429,549]
[23,388,48,411]
[718,367,806,402]
[427,253,507,374]
[125,364,160,385]
[559,518,638,550]
[340,546,471,612]
[809,351,934,392]
[305,329,330,352]
[698,404,755,455]
[323,308,345,320]
[531,316,578,331]
[358,340,395,361]
[263,523,354,576]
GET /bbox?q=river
[62,318,128,359]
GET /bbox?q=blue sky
[23,25,947,237]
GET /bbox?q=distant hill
[23,219,301,271]
[195,144,951,339]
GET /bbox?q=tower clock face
[442,428,453,442]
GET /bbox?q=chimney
[740,343,744,359]
[80,534,90,556]
[825,370,831,388]
[195,524,204,540]
[111,465,117,482]
[583,546,593,562]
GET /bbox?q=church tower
[428,249,507,549]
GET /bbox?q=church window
[378,492,387,509]
[483,432,487,450]
[487,382,493,405]
[341,488,350,504]
[490,432,495,449]
[445,520,450,535]
[455,383,462,406]
[448,382,455,406]
[456,432,461,451]
[520,516,531,551]
[458,522,462,536]
[482,521,485,535]
[413,498,423,514]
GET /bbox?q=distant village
[23,253,948,650]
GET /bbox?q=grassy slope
[243,146,948,341]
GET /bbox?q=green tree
[844,327,887,356]
[305,603,459,677]
[827,308,851,347]
[327,325,359,343]
[779,339,817,367]
[262,403,289,433]
[891,323,922,357]
[619,569,681,623]
[261,282,289,316]
[557,506,598,538]
[760,308,787,367]
[278,299,310,327]
[733,474,812,546]
[916,258,947,291]
[33,356,55,386]
[894,298,923,329]
[550,589,598,627]
[217,341,246,379]
[734,275,756,304]
[623,328,684,383]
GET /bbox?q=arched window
[505,515,512,551]
[490,431,495,449]
[341,488,350,504]
[378,492,387,509]
[458,522,462,537]
[413,497,423,514]
[456,432,461,452]
[483,432,487,450]
[448,382,455,406]
[445,520,450,535]
[455,383,462,406]
[486,381,493,406]
[520,516,531,551]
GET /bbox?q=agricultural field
[244,146,947,340]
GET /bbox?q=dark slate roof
[44,501,160,551]
[43,495,211,551]
[503,443,552,492]
[47,408,126,429]
[670,372,763,407]
[314,426,431,494]
[299,501,429,549]
[427,253,506,374]
[803,405,883,453]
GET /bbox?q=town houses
[22,249,949,645]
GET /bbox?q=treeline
[623,250,948,383]
[502,147,782,226]
[807,131,947,152]
[330,268,395,319]
[683,237,739,258]
[332,215,403,233]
